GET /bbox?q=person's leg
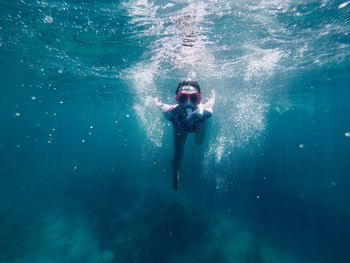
[194,122,207,145]
[172,131,187,190]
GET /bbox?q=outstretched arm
[203,89,215,114]
[153,97,175,112]
[153,97,177,120]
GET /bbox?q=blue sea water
[1,0,350,262]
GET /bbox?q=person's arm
[153,97,177,120]
[154,97,175,112]
[203,89,215,114]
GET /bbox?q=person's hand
[153,97,161,107]
[210,89,216,99]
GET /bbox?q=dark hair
[175,80,201,94]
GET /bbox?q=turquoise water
[1,0,350,262]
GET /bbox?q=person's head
[175,80,201,108]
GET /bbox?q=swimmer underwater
[154,80,215,191]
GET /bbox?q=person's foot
[173,172,179,191]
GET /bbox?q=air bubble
[44,15,54,24]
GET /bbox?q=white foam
[243,46,284,82]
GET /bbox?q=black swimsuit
[166,106,210,133]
